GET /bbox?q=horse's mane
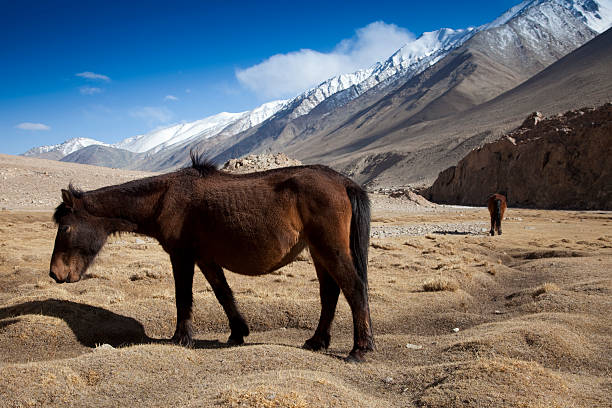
[53,184,83,224]
[190,150,217,177]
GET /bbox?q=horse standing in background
[487,193,507,236]
[48,152,374,362]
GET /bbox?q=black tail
[495,199,502,230]
[346,185,371,286]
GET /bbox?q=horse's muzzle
[49,270,65,284]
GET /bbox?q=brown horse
[487,193,507,236]
[49,153,374,361]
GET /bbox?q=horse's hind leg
[170,253,196,347]
[303,259,340,351]
[198,262,249,345]
[497,204,505,235]
[309,244,374,361]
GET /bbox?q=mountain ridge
[23,0,612,187]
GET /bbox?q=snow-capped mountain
[216,100,288,137]
[278,27,475,121]
[486,0,612,31]
[24,100,288,159]
[199,0,612,177]
[23,137,108,157]
[114,99,287,154]
[23,0,612,179]
[274,0,611,122]
[114,112,247,154]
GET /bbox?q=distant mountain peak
[23,137,108,157]
[486,0,612,32]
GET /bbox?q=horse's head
[49,188,108,283]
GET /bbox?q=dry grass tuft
[220,387,309,408]
[370,241,398,250]
[533,282,561,297]
[294,249,312,262]
[422,277,459,292]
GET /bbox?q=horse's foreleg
[170,253,195,347]
[303,259,340,351]
[198,262,249,345]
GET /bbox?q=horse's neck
[82,177,167,233]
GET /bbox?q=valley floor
[1,205,610,407]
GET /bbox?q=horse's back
[211,165,354,212]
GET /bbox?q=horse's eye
[60,225,71,233]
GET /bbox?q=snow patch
[23,138,108,157]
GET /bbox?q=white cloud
[236,21,414,99]
[15,122,51,131]
[164,95,179,101]
[129,106,173,125]
[76,71,111,82]
[80,86,103,95]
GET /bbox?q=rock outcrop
[425,104,612,210]
[221,153,302,174]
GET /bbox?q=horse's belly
[210,235,306,276]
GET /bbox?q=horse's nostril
[49,270,63,283]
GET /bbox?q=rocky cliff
[425,104,612,210]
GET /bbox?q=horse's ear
[61,189,83,210]
[61,189,74,208]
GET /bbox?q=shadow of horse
[0,299,231,350]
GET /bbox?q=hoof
[303,336,329,351]
[227,335,245,346]
[345,349,367,363]
[171,333,194,348]
[490,230,495,236]
[227,321,249,346]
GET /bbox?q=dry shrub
[422,277,459,292]
[533,282,560,298]
[370,241,397,250]
[294,249,312,262]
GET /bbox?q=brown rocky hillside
[425,103,612,209]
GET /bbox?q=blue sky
[0,0,519,155]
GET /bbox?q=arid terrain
[0,155,611,407]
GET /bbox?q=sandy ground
[0,155,611,407]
